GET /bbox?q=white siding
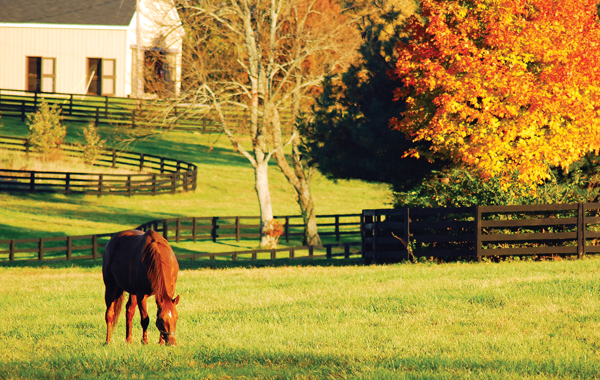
[127,0,184,97]
[0,25,129,96]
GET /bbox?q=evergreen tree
[299,5,450,193]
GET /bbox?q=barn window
[143,49,174,97]
[87,58,116,96]
[27,57,55,93]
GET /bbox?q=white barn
[0,0,183,98]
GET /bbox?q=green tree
[299,3,450,193]
[79,122,106,166]
[27,100,65,161]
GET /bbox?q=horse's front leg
[125,294,138,343]
[137,295,150,345]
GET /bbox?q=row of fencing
[0,214,362,262]
[0,135,197,196]
[0,89,292,134]
[363,203,600,262]
[5,203,600,263]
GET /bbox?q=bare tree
[133,0,361,246]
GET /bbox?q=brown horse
[103,229,180,345]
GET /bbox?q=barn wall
[0,24,129,97]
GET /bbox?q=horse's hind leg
[125,294,138,344]
[104,286,124,344]
[137,295,150,344]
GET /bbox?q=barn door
[102,59,116,96]
[41,58,56,93]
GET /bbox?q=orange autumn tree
[391,0,600,188]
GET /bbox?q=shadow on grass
[0,193,179,234]
[2,344,599,379]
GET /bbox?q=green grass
[0,117,390,248]
[2,257,600,379]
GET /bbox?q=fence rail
[0,135,197,196]
[136,214,362,244]
[0,214,362,263]
[363,203,600,262]
[0,89,292,134]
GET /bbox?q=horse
[103,229,180,346]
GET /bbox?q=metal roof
[0,0,137,26]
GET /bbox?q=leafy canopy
[391,0,600,187]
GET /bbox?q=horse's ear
[173,295,180,305]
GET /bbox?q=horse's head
[156,295,180,346]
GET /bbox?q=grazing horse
[103,229,180,345]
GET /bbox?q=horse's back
[103,230,149,293]
[103,229,178,297]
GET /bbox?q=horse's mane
[141,230,175,300]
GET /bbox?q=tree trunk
[255,157,274,247]
[269,102,321,245]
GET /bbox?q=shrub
[27,100,65,161]
[79,122,106,166]
[263,219,285,249]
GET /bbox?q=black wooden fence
[0,89,292,134]
[0,135,197,195]
[363,203,600,262]
[0,214,362,262]
[136,214,361,244]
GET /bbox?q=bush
[79,122,106,166]
[27,100,65,161]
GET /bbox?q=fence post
[335,215,340,241]
[65,173,71,195]
[171,173,177,194]
[95,107,100,126]
[9,240,15,261]
[236,216,240,242]
[38,238,44,261]
[578,202,585,259]
[326,245,332,259]
[21,100,26,122]
[152,173,157,195]
[405,208,411,261]
[139,153,144,171]
[309,246,314,259]
[127,175,132,197]
[474,206,481,261]
[345,243,351,259]
[211,217,219,242]
[163,219,169,240]
[176,218,181,243]
[112,150,117,168]
[34,92,38,112]
[285,216,290,243]
[66,236,72,260]
[30,172,35,193]
[92,235,98,260]
[69,94,73,115]
[98,174,103,197]
[105,96,109,117]
[192,217,197,243]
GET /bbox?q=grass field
[4,115,600,379]
[2,257,600,379]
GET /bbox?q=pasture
[2,258,600,379]
[0,117,389,248]
[2,117,600,379]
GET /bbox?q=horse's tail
[112,292,126,328]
